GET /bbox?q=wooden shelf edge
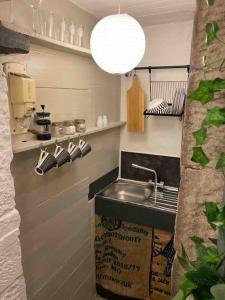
[12,122,126,154]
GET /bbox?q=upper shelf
[12,122,126,154]
[29,33,92,57]
[1,20,92,58]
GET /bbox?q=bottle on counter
[102,115,108,127]
[96,115,103,128]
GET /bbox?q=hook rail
[125,64,191,77]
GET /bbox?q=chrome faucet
[131,163,159,192]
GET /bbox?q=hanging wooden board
[127,75,145,132]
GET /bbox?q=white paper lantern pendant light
[90,2,146,75]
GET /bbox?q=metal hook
[72,136,76,144]
[40,143,47,152]
[55,139,60,147]
[78,134,84,142]
[40,143,44,151]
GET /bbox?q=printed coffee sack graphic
[95,215,152,300]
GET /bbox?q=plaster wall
[0,65,27,299]
[120,20,193,157]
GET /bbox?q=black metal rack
[125,64,190,76]
[143,107,184,119]
[126,64,190,119]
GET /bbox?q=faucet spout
[131,163,158,192]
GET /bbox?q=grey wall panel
[32,238,91,300]
[11,127,120,299]
[49,254,93,300]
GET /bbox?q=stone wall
[172,0,225,292]
[0,64,27,299]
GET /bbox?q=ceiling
[70,0,196,26]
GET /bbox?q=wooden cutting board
[127,75,145,132]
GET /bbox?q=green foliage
[205,202,225,229]
[180,277,197,298]
[173,203,225,300]
[191,235,221,266]
[216,153,225,172]
[188,6,225,172]
[203,107,225,127]
[193,127,207,146]
[188,81,214,104]
[175,3,225,299]
[206,0,215,6]
[191,146,209,166]
[178,245,195,271]
[206,21,219,45]
[173,290,184,300]
[188,79,225,104]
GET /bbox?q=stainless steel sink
[102,178,153,203]
[100,178,178,213]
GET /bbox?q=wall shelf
[1,21,92,58]
[29,33,92,57]
[12,122,126,154]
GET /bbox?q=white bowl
[146,98,168,114]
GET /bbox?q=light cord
[118,0,121,14]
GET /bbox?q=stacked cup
[35,137,92,176]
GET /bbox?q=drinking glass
[25,0,43,33]
[10,0,14,24]
[77,24,84,47]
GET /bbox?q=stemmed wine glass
[10,0,14,24]
[77,24,84,47]
[25,0,43,33]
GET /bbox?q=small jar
[51,122,64,137]
[63,120,76,135]
[74,119,86,133]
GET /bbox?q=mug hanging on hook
[54,140,71,168]
[78,136,92,158]
[34,144,57,175]
[68,137,82,162]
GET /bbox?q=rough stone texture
[0,240,24,293]
[172,0,225,293]
[0,210,21,243]
[191,1,225,70]
[0,64,27,299]
[0,276,26,300]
